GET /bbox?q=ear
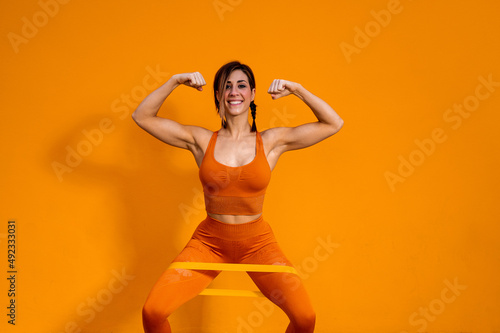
[251,88,256,101]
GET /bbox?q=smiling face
[218,69,256,117]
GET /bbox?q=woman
[132,61,343,333]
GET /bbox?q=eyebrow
[226,80,248,84]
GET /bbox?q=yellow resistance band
[168,262,298,274]
[167,262,298,297]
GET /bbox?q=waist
[207,212,262,224]
[196,214,272,240]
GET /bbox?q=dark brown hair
[213,61,257,132]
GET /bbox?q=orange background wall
[1,1,499,332]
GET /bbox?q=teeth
[229,101,242,105]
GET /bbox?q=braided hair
[250,101,257,132]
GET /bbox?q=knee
[142,298,170,327]
[294,310,316,332]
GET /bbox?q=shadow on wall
[46,111,211,332]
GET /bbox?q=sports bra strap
[256,131,264,154]
[205,130,218,155]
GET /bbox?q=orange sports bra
[199,130,271,215]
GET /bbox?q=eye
[238,84,246,88]
[225,84,231,89]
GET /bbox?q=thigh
[248,271,314,317]
[144,267,218,318]
[144,238,221,316]
[244,243,315,320]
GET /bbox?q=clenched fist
[173,72,206,91]
[267,79,300,100]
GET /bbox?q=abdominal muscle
[207,212,262,224]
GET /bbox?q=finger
[192,73,203,89]
[273,79,280,92]
[196,72,206,87]
[269,81,287,99]
[276,80,286,92]
[269,80,275,93]
[192,72,200,87]
[199,73,207,86]
[268,79,278,94]
[187,73,196,86]
[196,72,203,85]
[196,74,204,90]
[268,79,275,93]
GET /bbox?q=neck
[223,114,252,138]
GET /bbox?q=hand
[267,79,300,100]
[173,72,206,91]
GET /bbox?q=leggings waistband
[197,214,271,240]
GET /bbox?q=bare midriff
[207,212,262,224]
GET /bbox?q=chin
[225,105,249,116]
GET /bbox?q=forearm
[293,85,343,129]
[132,76,180,121]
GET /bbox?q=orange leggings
[142,215,316,332]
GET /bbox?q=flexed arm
[132,72,209,150]
[266,79,344,154]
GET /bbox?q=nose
[229,86,238,95]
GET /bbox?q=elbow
[132,110,154,129]
[330,118,344,135]
[131,109,142,124]
[337,118,344,131]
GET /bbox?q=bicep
[133,116,206,150]
[268,121,343,154]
